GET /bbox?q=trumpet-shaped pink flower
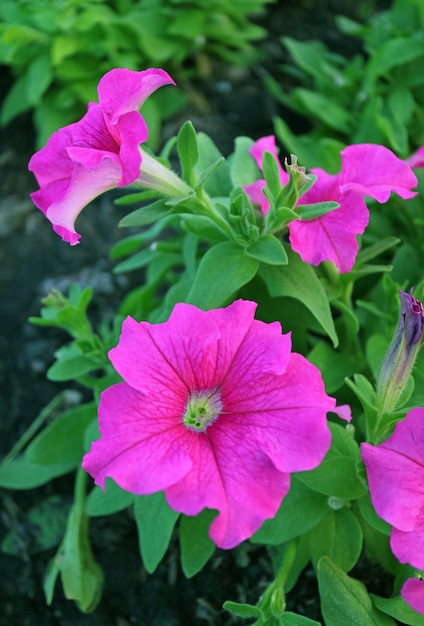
[361,407,424,570]
[29,68,175,245]
[401,579,424,615]
[83,299,350,549]
[245,137,417,273]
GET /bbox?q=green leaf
[308,342,360,393]
[119,199,173,228]
[186,241,259,309]
[295,201,339,220]
[86,478,134,517]
[372,594,424,626]
[298,457,366,500]
[177,120,199,185]
[26,403,96,467]
[294,88,352,132]
[25,53,52,105]
[223,600,263,619]
[282,613,321,625]
[309,510,363,572]
[134,492,180,573]
[179,509,216,578]
[318,556,396,626]
[259,245,338,347]
[57,502,103,612]
[195,132,232,196]
[0,457,74,489]
[229,136,258,186]
[47,354,102,381]
[245,234,288,265]
[251,475,328,545]
[357,492,391,536]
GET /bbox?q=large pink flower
[83,299,350,549]
[361,407,424,570]
[29,68,175,245]
[245,137,417,273]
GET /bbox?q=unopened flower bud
[376,289,424,414]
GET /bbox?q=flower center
[182,388,223,432]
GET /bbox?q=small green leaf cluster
[263,0,424,166]
[0,0,272,146]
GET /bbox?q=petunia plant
[2,66,424,625]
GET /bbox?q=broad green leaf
[26,403,96,466]
[318,557,396,626]
[309,510,363,572]
[119,199,173,228]
[251,475,328,545]
[298,456,366,500]
[357,492,391,536]
[86,478,134,517]
[372,594,424,626]
[294,88,352,132]
[0,457,74,489]
[308,342,360,393]
[195,132,232,196]
[179,509,216,578]
[245,234,288,265]
[47,354,103,381]
[229,136,258,186]
[259,246,338,346]
[134,492,180,573]
[186,241,259,309]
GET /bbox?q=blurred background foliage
[0,0,423,160]
[0,0,272,148]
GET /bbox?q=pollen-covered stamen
[183,388,223,432]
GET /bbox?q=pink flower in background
[407,145,424,169]
[83,299,350,549]
[245,137,417,273]
[29,68,175,245]
[401,579,424,616]
[361,407,424,568]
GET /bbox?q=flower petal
[289,172,369,272]
[82,383,192,492]
[401,578,424,615]
[97,68,175,126]
[338,143,418,202]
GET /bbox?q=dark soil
[0,2,395,625]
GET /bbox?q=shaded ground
[0,2,394,624]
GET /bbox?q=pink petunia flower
[361,407,424,571]
[244,137,418,273]
[83,299,350,549]
[407,145,424,169]
[29,68,175,245]
[401,578,424,615]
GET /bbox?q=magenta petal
[361,409,424,531]
[401,579,424,615]
[339,143,418,201]
[391,522,424,570]
[407,145,424,169]
[165,431,291,549]
[223,353,334,472]
[97,68,175,125]
[82,383,192,492]
[289,171,369,272]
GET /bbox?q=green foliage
[0,0,272,146]
[263,0,424,163]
